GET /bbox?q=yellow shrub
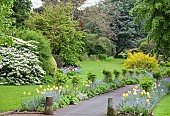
[123,52,159,71]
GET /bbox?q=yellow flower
[44,89,46,92]
[23,91,26,95]
[59,86,62,89]
[28,92,31,95]
[122,93,126,97]
[133,88,137,92]
[128,91,132,94]
[147,95,150,99]
[161,89,164,92]
[36,90,40,94]
[125,93,128,97]
[154,86,156,89]
[39,85,42,88]
[53,86,55,88]
[66,85,69,89]
[36,88,39,91]
[133,92,137,96]
[43,92,46,94]
[146,99,149,103]
[141,91,144,95]
[85,84,90,87]
[47,88,49,91]
[134,86,138,89]
[55,87,58,90]
[146,92,150,96]
[48,85,50,88]
[41,92,44,95]
[50,88,53,91]
[59,89,61,92]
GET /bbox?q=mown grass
[153,93,170,116]
[78,58,124,80]
[0,58,124,113]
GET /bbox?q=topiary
[103,69,112,83]
[113,69,120,79]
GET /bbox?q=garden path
[8,85,135,116]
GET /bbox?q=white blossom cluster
[0,37,46,85]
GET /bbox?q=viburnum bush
[0,37,46,85]
[123,52,159,71]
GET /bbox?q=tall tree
[131,0,170,60]
[25,3,85,66]
[12,0,32,27]
[0,0,14,45]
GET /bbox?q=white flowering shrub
[0,37,46,85]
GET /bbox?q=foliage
[0,37,46,85]
[25,3,85,66]
[14,29,56,75]
[122,68,128,77]
[113,69,120,79]
[123,52,159,71]
[95,37,113,56]
[130,0,170,60]
[87,72,96,84]
[97,54,107,61]
[120,79,169,115]
[54,72,68,86]
[71,76,81,87]
[12,0,32,27]
[153,71,162,81]
[103,69,113,83]
[140,76,154,92]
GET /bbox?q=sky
[30,0,104,9]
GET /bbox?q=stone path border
[6,85,135,116]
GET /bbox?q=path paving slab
[7,85,135,116]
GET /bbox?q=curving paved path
[7,85,135,116]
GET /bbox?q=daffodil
[36,88,39,91]
[47,88,49,91]
[53,86,55,88]
[48,85,50,88]
[59,86,62,89]
[66,85,69,89]
[23,91,26,95]
[39,85,42,88]
[55,87,58,90]
[125,93,128,97]
[50,88,53,91]
[36,90,40,94]
[28,92,31,95]
[133,92,137,96]
[44,89,46,92]
[41,92,44,95]
[134,86,138,89]
[146,99,149,103]
[128,91,131,94]
[122,93,126,97]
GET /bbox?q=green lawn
[78,58,124,80]
[153,93,170,116]
[0,58,124,113]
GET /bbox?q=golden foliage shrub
[123,52,159,71]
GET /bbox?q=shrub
[97,54,107,60]
[113,69,120,79]
[153,71,162,81]
[71,76,81,87]
[103,69,112,83]
[87,72,97,84]
[140,76,154,92]
[123,52,159,71]
[0,37,46,85]
[54,72,68,86]
[122,68,128,77]
[89,55,97,61]
[14,29,56,75]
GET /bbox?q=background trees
[131,0,170,60]
[25,3,85,66]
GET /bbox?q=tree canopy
[131,0,170,60]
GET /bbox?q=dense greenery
[25,3,85,66]
[12,0,32,27]
[131,0,170,60]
